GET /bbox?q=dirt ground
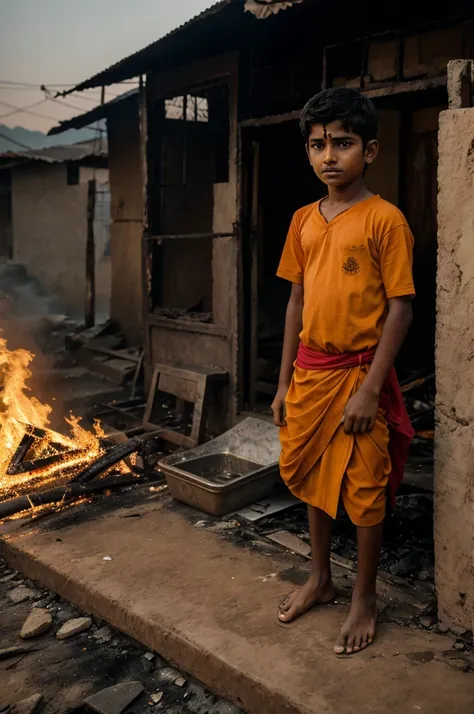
[0,553,243,714]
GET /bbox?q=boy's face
[306,120,378,188]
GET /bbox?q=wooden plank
[143,365,161,425]
[142,423,194,449]
[158,373,198,403]
[139,75,152,377]
[152,362,227,381]
[146,232,234,242]
[148,313,230,338]
[82,345,140,363]
[190,373,210,446]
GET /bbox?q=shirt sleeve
[378,223,416,298]
[276,212,304,284]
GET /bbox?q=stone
[93,627,113,644]
[84,682,144,714]
[13,694,43,714]
[453,641,466,651]
[419,615,436,629]
[56,617,92,640]
[8,587,38,604]
[0,572,18,583]
[175,677,186,688]
[149,692,164,705]
[20,609,52,639]
[155,667,182,685]
[417,569,432,582]
[143,652,155,661]
[438,622,451,634]
[451,626,467,636]
[209,703,243,714]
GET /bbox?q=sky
[0,0,216,132]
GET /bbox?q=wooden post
[85,178,96,328]
[138,75,152,378]
[249,140,260,411]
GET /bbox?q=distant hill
[0,123,103,152]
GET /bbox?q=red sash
[296,343,414,505]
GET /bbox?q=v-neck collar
[317,194,380,226]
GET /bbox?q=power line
[0,99,49,120]
[0,131,32,151]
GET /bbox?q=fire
[0,335,106,500]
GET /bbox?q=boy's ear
[364,139,378,165]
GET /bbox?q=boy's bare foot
[334,593,377,654]
[278,573,335,623]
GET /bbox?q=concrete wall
[435,107,474,631]
[107,105,143,344]
[11,163,110,317]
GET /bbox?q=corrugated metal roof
[61,0,239,95]
[48,89,138,137]
[0,142,107,169]
[244,0,304,19]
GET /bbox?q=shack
[0,142,110,318]
[49,92,141,343]
[50,0,474,631]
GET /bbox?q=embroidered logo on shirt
[342,256,360,276]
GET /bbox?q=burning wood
[0,336,134,504]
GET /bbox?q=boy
[272,88,415,655]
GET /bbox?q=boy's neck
[326,178,372,205]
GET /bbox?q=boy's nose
[323,148,336,164]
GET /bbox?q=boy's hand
[342,386,379,434]
[272,385,289,426]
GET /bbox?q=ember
[0,335,108,501]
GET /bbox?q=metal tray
[158,417,281,516]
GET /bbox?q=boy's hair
[300,88,378,146]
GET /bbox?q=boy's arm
[343,296,413,434]
[272,283,303,426]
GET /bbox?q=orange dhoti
[279,346,413,527]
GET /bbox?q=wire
[0,99,49,120]
[0,131,32,150]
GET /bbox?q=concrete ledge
[1,493,474,714]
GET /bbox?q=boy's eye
[311,143,324,150]
[337,141,351,148]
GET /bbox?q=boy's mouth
[322,168,343,174]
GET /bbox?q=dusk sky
[0,0,215,132]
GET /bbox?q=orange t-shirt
[277,195,415,354]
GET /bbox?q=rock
[451,626,467,636]
[149,692,164,705]
[8,587,38,604]
[93,627,113,644]
[447,658,469,672]
[209,703,243,714]
[20,609,52,639]
[155,667,182,686]
[0,572,18,583]
[175,677,186,688]
[438,622,451,634]
[143,652,155,661]
[84,682,144,714]
[57,617,92,640]
[453,641,466,651]
[12,694,43,714]
[417,569,433,582]
[419,615,436,629]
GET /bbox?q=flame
[0,335,108,501]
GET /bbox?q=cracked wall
[435,108,474,630]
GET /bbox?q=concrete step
[1,492,473,714]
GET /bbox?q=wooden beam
[145,232,235,242]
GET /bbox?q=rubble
[20,608,52,639]
[8,586,39,604]
[56,616,92,640]
[12,694,43,714]
[84,682,144,714]
[92,626,113,644]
